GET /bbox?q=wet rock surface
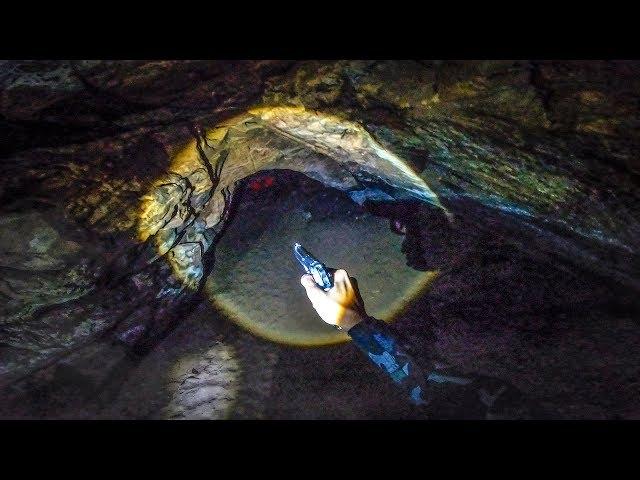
[1,60,639,419]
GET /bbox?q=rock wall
[1,60,639,419]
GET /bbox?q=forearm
[347,316,533,419]
[347,316,444,408]
[300,269,533,418]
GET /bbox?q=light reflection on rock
[163,343,240,420]
[138,106,444,291]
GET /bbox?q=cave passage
[2,60,640,420]
[206,170,438,346]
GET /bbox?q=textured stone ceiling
[1,60,639,419]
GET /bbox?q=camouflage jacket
[347,316,535,419]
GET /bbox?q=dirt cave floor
[2,60,640,419]
[2,171,639,419]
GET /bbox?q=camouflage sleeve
[347,316,534,419]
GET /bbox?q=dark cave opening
[207,169,442,346]
[2,60,640,419]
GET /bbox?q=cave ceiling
[1,60,639,419]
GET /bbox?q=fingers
[333,269,349,283]
[301,269,361,307]
[333,269,349,292]
[300,274,316,288]
[300,274,326,304]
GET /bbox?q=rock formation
[1,60,639,419]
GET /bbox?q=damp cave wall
[1,60,640,419]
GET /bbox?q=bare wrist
[336,310,366,331]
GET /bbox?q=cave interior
[1,60,639,419]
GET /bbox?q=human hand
[300,269,367,331]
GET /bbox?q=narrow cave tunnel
[1,60,640,419]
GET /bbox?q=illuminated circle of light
[207,269,438,347]
[203,193,439,347]
[137,106,444,346]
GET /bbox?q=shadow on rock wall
[1,60,639,419]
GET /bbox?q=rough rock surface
[1,60,639,419]
[137,105,443,292]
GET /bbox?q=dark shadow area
[2,60,640,419]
